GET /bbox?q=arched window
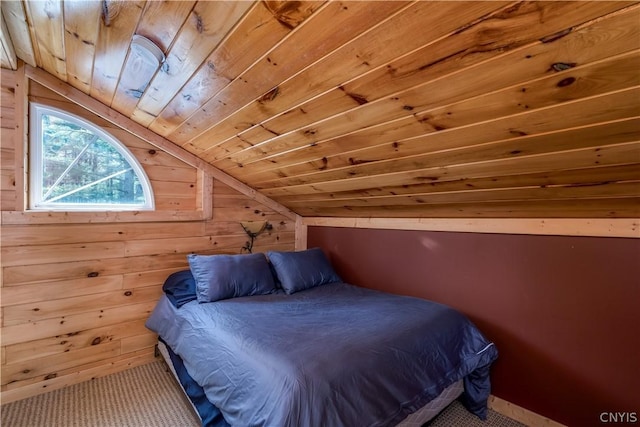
[29,103,154,211]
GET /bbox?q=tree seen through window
[30,104,154,210]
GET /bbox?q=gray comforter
[146,282,497,427]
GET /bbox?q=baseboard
[488,395,567,427]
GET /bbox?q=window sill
[1,209,209,224]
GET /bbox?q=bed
[145,248,498,427]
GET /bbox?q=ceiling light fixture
[131,35,164,65]
[124,35,165,99]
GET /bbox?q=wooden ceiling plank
[343,2,640,104]
[24,0,66,80]
[183,1,509,151]
[138,0,263,130]
[0,42,14,71]
[294,197,640,219]
[0,1,36,67]
[236,88,640,182]
[133,0,196,53]
[0,8,17,70]
[252,118,640,188]
[124,1,251,124]
[167,1,412,145]
[90,0,146,106]
[197,1,639,163]
[63,1,102,94]
[195,89,356,162]
[366,46,640,135]
[276,164,640,204]
[283,181,640,209]
[205,6,640,168]
[235,74,640,184]
[146,1,325,134]
[110,0,197,117]
[213,48,640,172]
[260,142,640,197]
[197,1,631,155]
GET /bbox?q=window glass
[30,104,154,210]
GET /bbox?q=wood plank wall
[1,69,17,210]
[0,69,295,403]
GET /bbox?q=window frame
[29,103,155,211]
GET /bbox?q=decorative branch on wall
[240,220,272,253]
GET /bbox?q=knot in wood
[557,77,576,87]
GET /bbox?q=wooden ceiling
[1,1,639,218]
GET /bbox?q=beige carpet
[429,401,526,427]
[1,359,525,427]
[1,360,201,427]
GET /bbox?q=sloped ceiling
[2,1,639,218]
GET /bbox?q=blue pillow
[162,269,197,308]
[267,248,342,294]
[187,253,276,303]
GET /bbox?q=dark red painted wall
[308,226,640,427]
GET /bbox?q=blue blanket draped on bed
[146,282,497,427]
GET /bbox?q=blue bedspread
[146,282,497,427]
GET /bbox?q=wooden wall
[1,69,17,210]
[0,68,295,403]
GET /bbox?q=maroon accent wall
[308,227,640,427]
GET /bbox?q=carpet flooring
[1,359,526,427]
